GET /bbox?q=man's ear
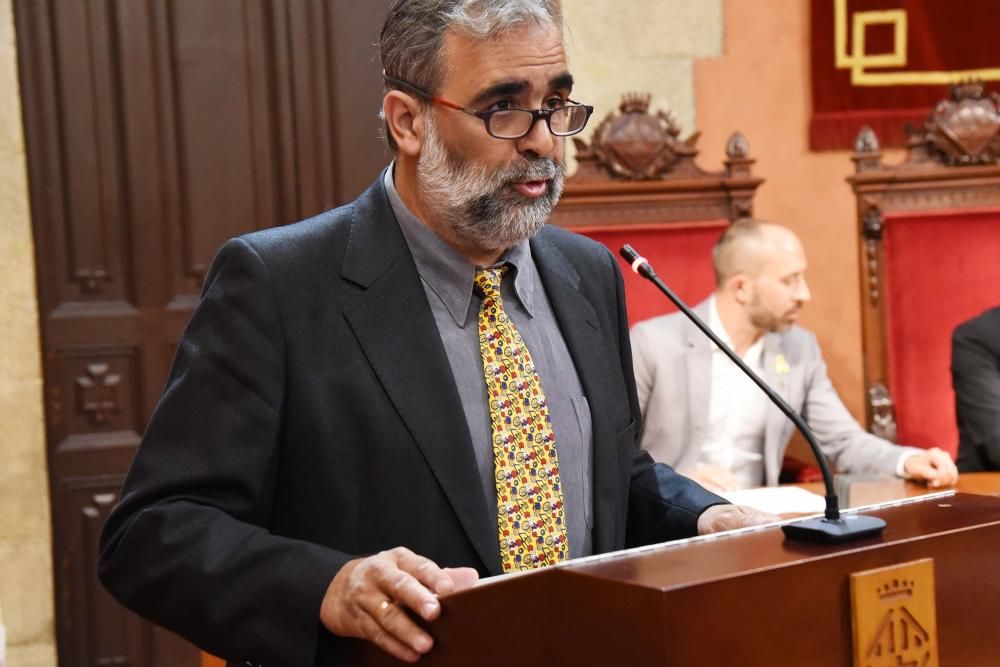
[383,91,424,157]
[731,275,753,304]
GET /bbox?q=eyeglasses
[384,73,594,140]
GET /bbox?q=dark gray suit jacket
[954,306,1000,472]
[98,176,724,666]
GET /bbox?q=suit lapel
[530,234,625,554]
[762,333,790,485]
[340,180,500,574]
[684,301,714,455]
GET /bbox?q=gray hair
[378,0,564,151]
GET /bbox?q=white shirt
[700,298,915,486]
[700,298,769,489]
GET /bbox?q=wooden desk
[348,492,1000,665]
[202,473,1000,666]
[938,471,1000,496]
[798,471,1000,506]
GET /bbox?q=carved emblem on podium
[851,559,938,667]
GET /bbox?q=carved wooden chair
[549,96,822,482]
[550,93,762,325]
[848,83,1000,455]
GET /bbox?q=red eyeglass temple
[429,96,468,112]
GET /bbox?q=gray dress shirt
[384,167,594,558]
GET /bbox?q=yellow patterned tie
[475,266,569,572]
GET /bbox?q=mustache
[495,157,562,183]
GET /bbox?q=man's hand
[681,463,741,493]
[320,547,479,662]
[697,504,779,535]
[903,447,959,488]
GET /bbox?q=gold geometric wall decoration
[833,0,1000,86]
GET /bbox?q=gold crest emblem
[851,559,938,667]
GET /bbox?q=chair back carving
[551,93,762,325]
[848,83,1000,453]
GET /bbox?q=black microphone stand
[620,244,886,543]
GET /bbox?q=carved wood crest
[867,382,897,441]
[851,559,939,667]
[911,82,1000,166]
[571,93,702,180]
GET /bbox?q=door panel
[15,1,394,663]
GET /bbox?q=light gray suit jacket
[631,300,917,486]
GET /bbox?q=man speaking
[98,2,770,665]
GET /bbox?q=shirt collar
[383,165,535,326]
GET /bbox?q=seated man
[953,306,1000,472]
[631,218,958,492]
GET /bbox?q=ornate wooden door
[14,1,392,663]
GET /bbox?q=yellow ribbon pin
[774,354,790,375]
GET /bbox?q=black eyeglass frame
[383,73,594,140]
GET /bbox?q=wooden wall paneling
[284,0,337,216]
[17,17,134,666]
[13,0,179,661]
[50,0,131,307]
[243,1,286,236]
[327,0,394,203]
[167,0,268,288]
[15,0,59,319]
[60,478,146,667]
[14,0,396,662]
[267,0,300,227]
[115,0,178,421]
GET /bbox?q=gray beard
[416,115,565,253]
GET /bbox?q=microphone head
[619,244,652,277]
[619,245,640,264]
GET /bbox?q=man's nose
[796,276,812,303]
[515,114,556,158]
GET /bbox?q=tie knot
[474,265,508,298]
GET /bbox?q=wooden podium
[348,492,1000,666]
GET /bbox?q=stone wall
[0,0,56,663]
[561,0,723,165]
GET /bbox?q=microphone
[620,244,886,543]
